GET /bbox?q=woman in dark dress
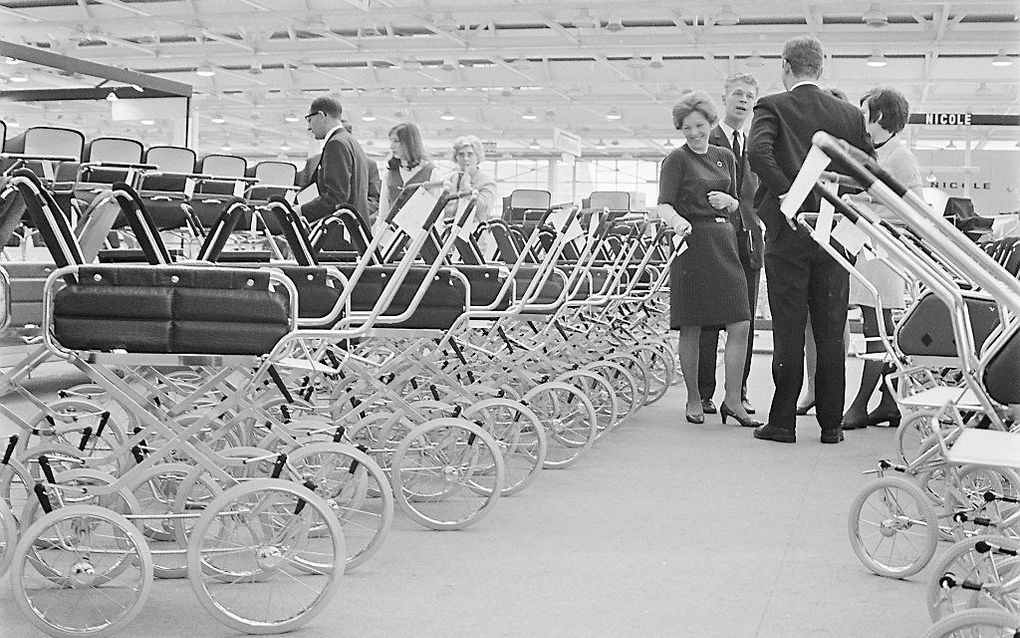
[659,91,760,427]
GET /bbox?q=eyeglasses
[304,111,321,122]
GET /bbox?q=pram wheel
[583,360,639,426]
[895,409,943,465]
[186,478,345,634]
[463,397,547,496]
[848,475,939,578]
[0,498,15,579]
[522,381,597,469]
[631,343,675,405]
[391,417,505,530]
[11,504,153,638]
[26,399,125,473]
[556,369,619,439]
[287,442,394,571]
[608,352,650,408]
[925,535,1020,622]
[126,463,207,579]
[920,608,1020,638]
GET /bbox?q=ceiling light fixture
[440,108,456,121]
[140,118,155,125]
[284,112,300,123]
[6,117,19,127]
[865,52,888,67]
[522,107,537,120]
[604,17,625,32]
[714,5,739,26]
[945,139,957,150]
[606,106,622,120]
[975,82,993,95]
[663,138,674,148]
[746,51,765,67]
[627,54,646,69]
[402,58,423,72]
[361,110,377,122]
[572,8,598,30]
[250,61,263,75]
[221,141,232,152]
[105,91,118,102]
[211,112,226,124]
[434,12,458,31]
[862,3,889,27]
[595,139,606,150]
[360,23,381,37]
[279,141,291,151]
[528,139,540,150]
[992,49,1013,66]
[9,71,27,82]
[442,58,457,72]
[649,55,665,69]
[196,63,216,77]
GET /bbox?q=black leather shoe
[701,398,717,414]
[741,397,756,414]
[820,428,845,444]
[753,424,796,443]
[841,408,868,431]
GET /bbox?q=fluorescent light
[210,112,226,124]
[604,17,624,32]
[6,117,19,127]
[361,110,377,122]
[279,142,291,151]
[866,52,888,67]
[440,108,456,121]
[594,139,606,150]
[521,108,537,121]
[528,139,540,150]
[196,63,216,77]
[663,138,674,148]
[221,141,232,152]
[649,55,664,69]
[9,71,27,82]
[975,82,993,95]
[714,6,739,26]
[862,4,888,27]
[746,51,765,67]
[140,118,155,125]
[442,58,457,72]
[992,50,1013,66]
[572,9,597,29]
[606,106,622,120]
[106,91,119,102]
[284,112,300,123]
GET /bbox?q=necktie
[732,130,743,188]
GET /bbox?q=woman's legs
[842,305,892,428]
[797,316,817,411]
[869,309,900,424]
[676,325,703,419]
[722,320,754,420]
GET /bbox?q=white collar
[789,79,820,91]
[320,125,344,150]
[717,121,745,143]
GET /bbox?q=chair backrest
[509,189,551,211]
[253,161,297,187]
[19,126,85,161]
[588,191,630,211]
[0,120,6,152]
[144,145,196,173]
[200,154,246,178]
[84,137,144,164]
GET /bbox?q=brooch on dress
[716,161,723,167]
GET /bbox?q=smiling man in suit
[698,73,763,418]
[747,35,873,445]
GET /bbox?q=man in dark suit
[296,96,370,226]
[746,35,873,444]
[698,73,764,417]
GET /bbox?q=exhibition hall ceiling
[1,0,1018,159]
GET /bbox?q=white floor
[0,355,939,637]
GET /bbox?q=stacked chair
[0,121,692,637]
[784,133,1020,638]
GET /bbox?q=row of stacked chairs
[0,135,687,638]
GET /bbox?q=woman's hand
[707,191,738,212]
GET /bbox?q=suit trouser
[764,247,849,432]
[698,261,761,400]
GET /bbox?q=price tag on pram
[456,206,480,241]
[546,209,584,244]
[810,179,839,246]
[184,177,196,199]
[40,160,55,181]
[392,186,439,235]
[831,216,869,255]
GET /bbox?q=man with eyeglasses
[698,73,763,419]
[297,96,370,226]
[747,35,873,445]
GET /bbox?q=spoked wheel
[583,360,639,427]
[848,475,940,578]
[557,369,620,440]
[186,478,345,634]
[895,409,945,466]
[522,382,597,469]
[391,418,505,530]
[287,442,394,571]
[11,504,153,638]
[920,608,1020,638]
[630,343,675,405]
[24,399,125,474]
[925,535,1020,622]
[0,498,15,579]
[608,352,650,410]
[462,397,547,496]
[125,463,205,579]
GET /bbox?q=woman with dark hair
[842,85,923,430]
[659,91,761,428]
[378,122,440,218]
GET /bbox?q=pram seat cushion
[337,265,467,329]
[896,291,1000,358]
[277,266,343,322]
[982,328,1020,406]
[53,266,290,355]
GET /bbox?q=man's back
[748,84,871,250]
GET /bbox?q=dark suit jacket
[747,83,873,255]
[301,128,370,225]
[709,124,763,268]
[366,160,381,220]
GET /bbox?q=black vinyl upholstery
[982,327,1020,405]
[53,266,291,355]
[337,265,466,329]
[896,291,1001,358]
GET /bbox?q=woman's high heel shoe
[795,400,815,416]
[720,403,763,428]
[840,407,869,431]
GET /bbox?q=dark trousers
[698,261,761,400]
[764,247,849,432]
